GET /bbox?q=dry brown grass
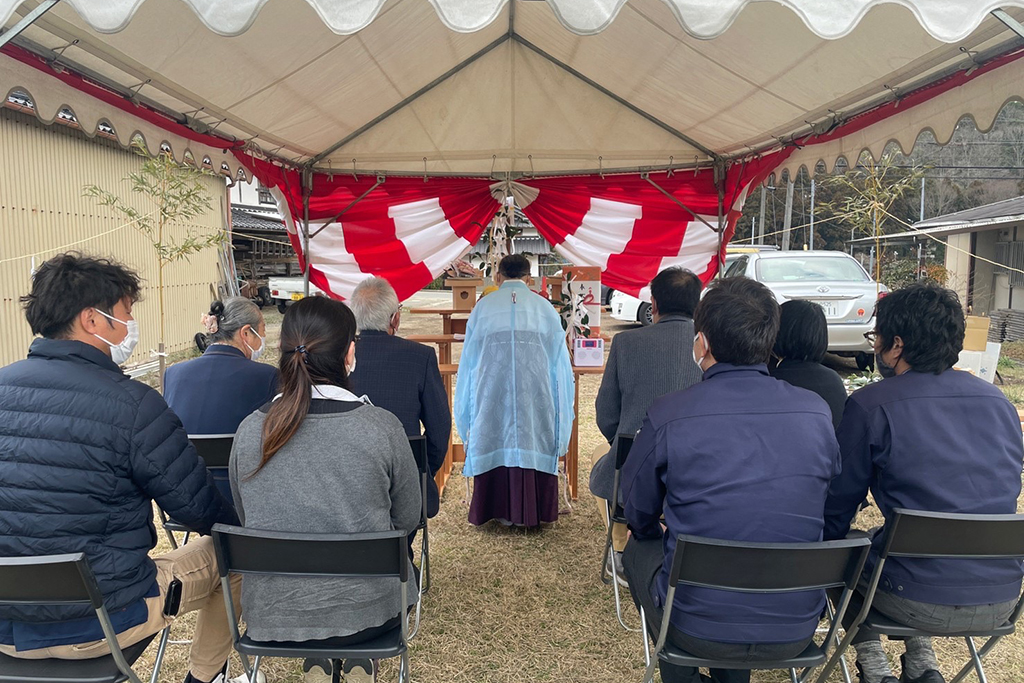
[135,301,1024,683]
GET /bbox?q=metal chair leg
[399,651,410,683]
[790,668,799,683]
[149,626,171,683]
[600,507,614,584]
[950,635,1003,683]
[966,637,989,683]
[800,599,854,683]
[249,656,262,683]
[238,652,253,680]
[421,526,430,595]
[612,562,641,633]
[639,606,651,668]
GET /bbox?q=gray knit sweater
[229,401,421,642]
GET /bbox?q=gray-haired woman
[164,297,278,499]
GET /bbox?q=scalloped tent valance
[3,0,1024,179]
[3,0,1024,41]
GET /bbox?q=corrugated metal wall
[0,107,227,368]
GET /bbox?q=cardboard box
[964,316,991,352]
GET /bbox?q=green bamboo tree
[84,142,223,390]
[819,152,927,283]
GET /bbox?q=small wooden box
[447,277,483,311]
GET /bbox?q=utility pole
[758,184,767,245]
[809,178,816,250]
[920,176,926,222]
[780,179,795,251]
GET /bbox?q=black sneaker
[856,660,900,683]
[899,655,946,683]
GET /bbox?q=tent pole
[0,0,60,50]
[308,175,384,239]
[642,174,719,234]
[992,10,1024,39]
[302,165,312,297]
[757,184,767,245]
[715,160,726,279]
[781,178,795,251]
[809,178,816,250]
[307,35,509,167]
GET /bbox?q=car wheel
[257,287,271,308]
[638,302,654,326]
[856,352,874,372]
[277,301,288,314]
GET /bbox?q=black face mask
[875,353,897,379]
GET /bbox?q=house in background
[850,195,1024,315]
[228,179,297,282]
[0,98,230,369]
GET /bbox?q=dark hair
[207,297,262,343]
[499,254,531,279]
[650,267,701,318]
[21,253,142,339]
[257,297,357,473]
[875,282,964,374]
[694,277,780,366]
[774,300,828,363]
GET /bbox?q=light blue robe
[454,280,575,477]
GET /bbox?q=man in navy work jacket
[620,277,841,683]
[824,282,1024,683]
[0,254,240,683]
[349,276,451,519]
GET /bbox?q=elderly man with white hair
[348,277,451,521]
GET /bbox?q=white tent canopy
[3,0,1024,179]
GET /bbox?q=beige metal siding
[0,107,227,369]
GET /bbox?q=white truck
[268,276,325,314]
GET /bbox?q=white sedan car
[609,254,743,327]
[610,250,886,370]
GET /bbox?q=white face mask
[244,327,265,361]
[692,333,706,369]
[93,309,140,365]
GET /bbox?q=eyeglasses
[863,331,878,345]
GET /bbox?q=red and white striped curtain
[242,153,784,301]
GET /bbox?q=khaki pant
[0,537,240,682]
[593,443,629,553]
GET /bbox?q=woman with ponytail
[228,297,421,683]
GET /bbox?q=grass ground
[136,299,1024,683]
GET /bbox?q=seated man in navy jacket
[824,283,1024,683]
[620,277,841,683]
[349,276,451,520]
[0,254,240,683]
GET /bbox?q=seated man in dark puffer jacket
[0,254,240,683]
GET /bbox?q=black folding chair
[599,434,638,632]
[0,554,159,683]
[408,435,429,638]
[212,525,413,683]
[641,534,872,683]
[816,509,1024,683]
[160,435,235,548]
[152,434,234,683]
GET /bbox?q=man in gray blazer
[592,267,703,582]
